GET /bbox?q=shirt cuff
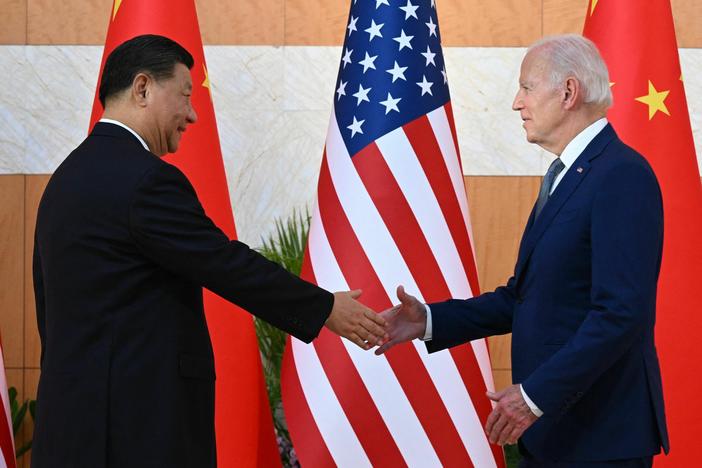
[420,304,432,341]
[520,384,543,417]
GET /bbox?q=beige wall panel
[491,369,512,392]
[196,0,284,45]
[0,176,24,368]
[0,0,28,44]
[284,0,348,45]
[27,0,109,45]
[672,0,702,47]
[21,369,40,468]
[24,175,49,369]
[488,334,511,370]
[543,0,586,37]
[465,176,540,292]
[438,0,541,47]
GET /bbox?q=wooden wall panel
[491,369,512,392]
[439,0,542,47]
[672,0,702,48]
[23,175,49,369]
[465,176,540,374]
[0,176,24,369]
[27,0,109,45]
[196,0,284,45]
[543,0,587,37]
[284,0,348,45]
[0,0,28,44]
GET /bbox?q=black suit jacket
[31,122,333,467]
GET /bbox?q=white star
[336,80,347,100]
[426,16,437,37]
[431,0,435,7]
[365,20,384,42]
[375,0,389,8]
[386,61,408,82]
[379,93,401,114]
[416,75,434,96]
[399,0,419,20]
[347,16,358,36]
[421,45,436,66]
[352,84,371,105]
[341,48,353,68]
[348,116,365,137]
[441,67,447,84]
[393,30,414,51]
[358,52,378,73]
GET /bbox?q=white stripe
[414,342,498,468]
[308,201,441,466]
[427,106,478,291]
[376,127,470,299]
[291,338,371,467]
[327,111,497,465]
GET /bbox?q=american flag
[281,0,504,466]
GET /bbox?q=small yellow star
[635,80,670,120]
[590,0,599,16]
[112,0,123,20]
[609,82,615,88]
[202,64,212,99]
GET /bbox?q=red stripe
[405,114,481,296]
[315,157,408,467]
[331,146,473,467]
[281,336,335,468]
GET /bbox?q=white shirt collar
[550,117,608,193]
[98,118,150,152]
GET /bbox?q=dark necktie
[534,158,565,219]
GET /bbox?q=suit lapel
[514,124,617,282]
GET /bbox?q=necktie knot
[534,158,565,219]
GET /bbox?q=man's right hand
[325,290,388,350]
[374,285,427,355]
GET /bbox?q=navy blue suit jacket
[427,124,669,462]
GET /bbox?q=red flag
[0,343,16,468]
[280,0,504,466]
[89,1,280,466]
[583,0,702,464]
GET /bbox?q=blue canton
[334,0,451,156]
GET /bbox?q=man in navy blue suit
[376,34,668,467]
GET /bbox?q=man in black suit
[31,35,386,468]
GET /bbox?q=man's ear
[563,76,580,110]
[132,73,150,107]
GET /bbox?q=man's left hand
[485,384,538,445]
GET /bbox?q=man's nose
[512,93,523,111]
[188,106,198,124]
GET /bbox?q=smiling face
[512,50,568,153]
[146,63,198,156]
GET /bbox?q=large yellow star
[112,0,123,20]
[202,64,212,99]
[590,0,599,16]
[635,80,670,120]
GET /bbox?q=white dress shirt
[420,117,609,417]
[99,118,151,152]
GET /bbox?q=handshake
[326,286,426,354]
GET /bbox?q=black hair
[98,34,194,107]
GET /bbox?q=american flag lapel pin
[577,167,583,173]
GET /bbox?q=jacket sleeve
[426,275,517,353]
[33,234,47,367]
[128,162,333,343]
[521,162,663,415]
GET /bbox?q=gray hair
[528,34,613,110]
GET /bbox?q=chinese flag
[88,1,281,466]
[0,342,16,468]
[584,0,702,464]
